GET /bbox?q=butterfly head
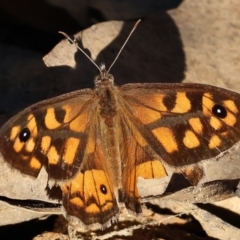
[94,63,114,87]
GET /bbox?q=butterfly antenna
[59,19,141,74]
[58,31,102,72]
[107,19,141,74]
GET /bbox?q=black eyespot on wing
[19,127,31,142]
[212,104,227,118]
[100,184,107,194]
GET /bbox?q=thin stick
[58,31,101,72]
[107,19,141,73]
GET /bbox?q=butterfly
[0,20,240,232]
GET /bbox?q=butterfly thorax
[93,63,118,125]
[97,86,117,127]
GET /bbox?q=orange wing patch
[209,116,222,130]
[45,108,61,129]
[188,118,203,135]
[25,138,36,152]
[13,137,24,153]
[48,146,60,165]
[41,135,51,154]
[133,106,161,125]
[137,93,167,112]
[223,100,238,113]
[27,114,38,137]
[10,126,21,141]
[69,111,89,132]
[127,161,167,195]
[152,127,178,153]
[136,160,167,179]
[183,130,200,149]
[222,111,237,127]
[208,135,221,149]
[171,92,191,113]
[202,93,214,117]
[63,137,80,165]
[29,157,41,170]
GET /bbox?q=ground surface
[0,0,240,239]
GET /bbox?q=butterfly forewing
[120,83,240,167]
[0,89,96,179]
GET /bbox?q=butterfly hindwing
[61,116,119,229]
